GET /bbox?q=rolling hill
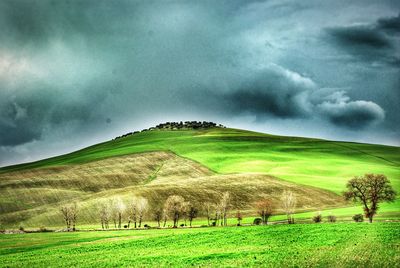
[0,126,399,228]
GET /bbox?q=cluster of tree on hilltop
[114,121,225,140]
[153,121,225,130]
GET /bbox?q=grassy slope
[0,152,345,227]
[2,128,399,194]
[0,223,399,267]
[1,128,399,227]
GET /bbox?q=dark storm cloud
[326,26,391,49]
[325,14,400,66]
[0,0,399,166]
[316,92,385,129]
[377,13,400,33]
[196,65,314,119]
[193,66,385,128]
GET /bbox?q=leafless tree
[281,190,296,224]
[204,202,214,226]
[164,195,185,228]
[187,203,198,227]
[61,203,78,231]
[100,202,110,229]
[255,198,275,224]
[70,202,78,231]
[127,197,138,228]
[162,207,168,227]
[137,197,148,228]
[61,205,71,229]
[344,174,396,223]
[219,192,231,226]
[153,207,163,228]
[181,201,190,226]
[235,210,243,226]
[113,197,125,229]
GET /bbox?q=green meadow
[1,223,399,267]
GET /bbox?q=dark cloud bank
[0,0,399,166]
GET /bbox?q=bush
[352,214,364,222]
[144,224,150,228]
[327,215,336,223]
[312,213,322,223]
[124,225,128,229]
[180,224,185,227]
[19,226,24,231]
[253,218,262,225]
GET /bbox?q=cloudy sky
[0,0,399,166]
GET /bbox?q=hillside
[0,126,399,227]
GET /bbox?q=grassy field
[0,128,399,228]
[0,223,399,267]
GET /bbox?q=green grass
[0,223,399,267]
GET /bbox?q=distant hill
[0,125,399,227]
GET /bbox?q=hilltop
[0,125,399,227]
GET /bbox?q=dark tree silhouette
[343,174,396,223]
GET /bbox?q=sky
[0,0,399,167]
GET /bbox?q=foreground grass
[0,223,399,267]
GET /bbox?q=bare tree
[164,195,185,228]
[99,202,110,229]
[220,192,231,226]
[137,197,148,228]
[127,197,138,228]
[187,203,198,227]
[255,198,275,224]
[162,207,168,227]
[153,207,163,228]
[344,174,396,223]
[204,202,214,226]
[181,201,190,226]
[281,190,296,224]
[61,205,71,229]
[69,202,78,231]
[214,203,222,226]
[113,197,125,229]
[235,210,243,226]
[61,203,78,231]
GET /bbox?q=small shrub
[312,213,322,223]
[123,225,128,229]
[19,226,24,231]
[253,218,262,225]
[327,215,336,223]
[352,214,364,222]
[211,221,216,226]
[144,224,150,228]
